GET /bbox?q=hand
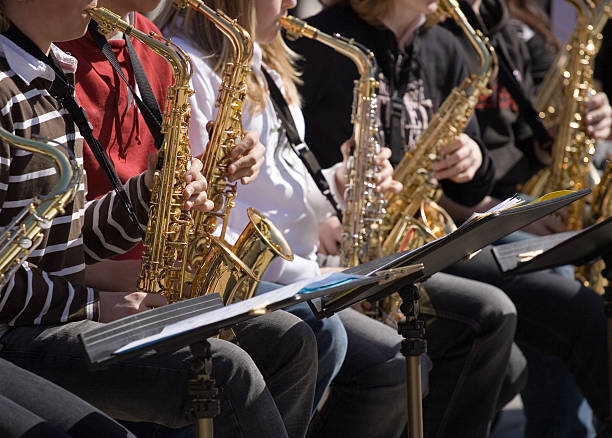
[521,209,568,235]
[85,259,142,291]
[433,133,483,183]
[334,139,352,196]
[374,147,402,193]
[585,91,612,140]
[182,157,214,211]
[144,153,214,212]
[318,216,343,256]
[335,141,402,198]
[226,130,265,184]
[98,291,168,323]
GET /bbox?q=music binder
[316,189,591,314]
[504,216,612,275]
[79,267,421,368]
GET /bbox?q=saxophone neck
[279,16,378,79]
[88,7,192,86]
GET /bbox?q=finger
[185,158,203,183]
[585,92,606,109]
[231,135,256,159]
[183,178,208,202]
[206,120,215,136]
[340,139,352,160]
[375,147,392,164]
[438,138,463,157]
[323,236,341,256]
[228,154,258,176]
[142,293,168,309]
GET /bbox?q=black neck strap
[461,6,554,151]
[262,68,343,220]
[3,24,145,238]
[88,20,164,150]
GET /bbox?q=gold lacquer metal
[89,7,195,303]
[0,129,80,289]
[380,0,498,254]
[173,0,293,305]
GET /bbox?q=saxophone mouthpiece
[279,16,316,41]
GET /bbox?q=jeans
[495,231,595,438]
[445,245,609,422]
[0,358,136,438]
[309,308,432,438]
[257,281,348,409]
[310,271,520,438]
[0,310,317,438]
[419,272,523,438]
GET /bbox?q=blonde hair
[155,0,301,113]
[349,0,393,26]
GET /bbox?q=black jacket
[444,0,547,198]
[292,4,495,206]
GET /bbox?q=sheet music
[113,273,364,354]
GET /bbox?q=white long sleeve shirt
[175,36,342,284]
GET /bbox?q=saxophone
[380,0,498,255]
[279,16,385,267]
[519,0,597,231]
[89,8,195,303]
[173,0,293,304]
[0,129,80,289]
[534,0,607,127]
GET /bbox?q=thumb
[142,293,168,308]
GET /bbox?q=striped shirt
[0,35,150,336]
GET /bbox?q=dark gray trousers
[0,310,317,438]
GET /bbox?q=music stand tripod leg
[186,340,220,438]
[398,284,426,438]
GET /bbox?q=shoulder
[419,24,466,56]
[134,12,163,34]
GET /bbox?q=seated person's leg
[0,358,136,438]
[421,272,520,438]
[310,307,431,438]
[256,281,348,409]
[0,310,316,438]
[446,246,608,423]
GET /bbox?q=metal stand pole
[186,340,220,438]
[398,284,426,438]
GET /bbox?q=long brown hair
[154,0,301,113]
[507,0,560,50]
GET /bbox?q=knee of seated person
[285,303,348,364]
[210,338,267,393]
[477,285,517,335]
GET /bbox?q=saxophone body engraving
[89,7,195,303]
[279,16,385,267]
[0,129,80,289]
[174,0,293,304]
[381,0,498,254]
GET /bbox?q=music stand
[79,269,420,438]
[502,217,612,434]
[80,189,590,438]
[309,188,591,438]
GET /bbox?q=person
[155,0,523,437]
[55,1,346,430]
[0,358,137,438]
[0,1,318,438]
[295,0,612,435]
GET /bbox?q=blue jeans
[0,310,317,438]
[257,281,348,409]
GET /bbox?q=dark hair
[507,0,560,50]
